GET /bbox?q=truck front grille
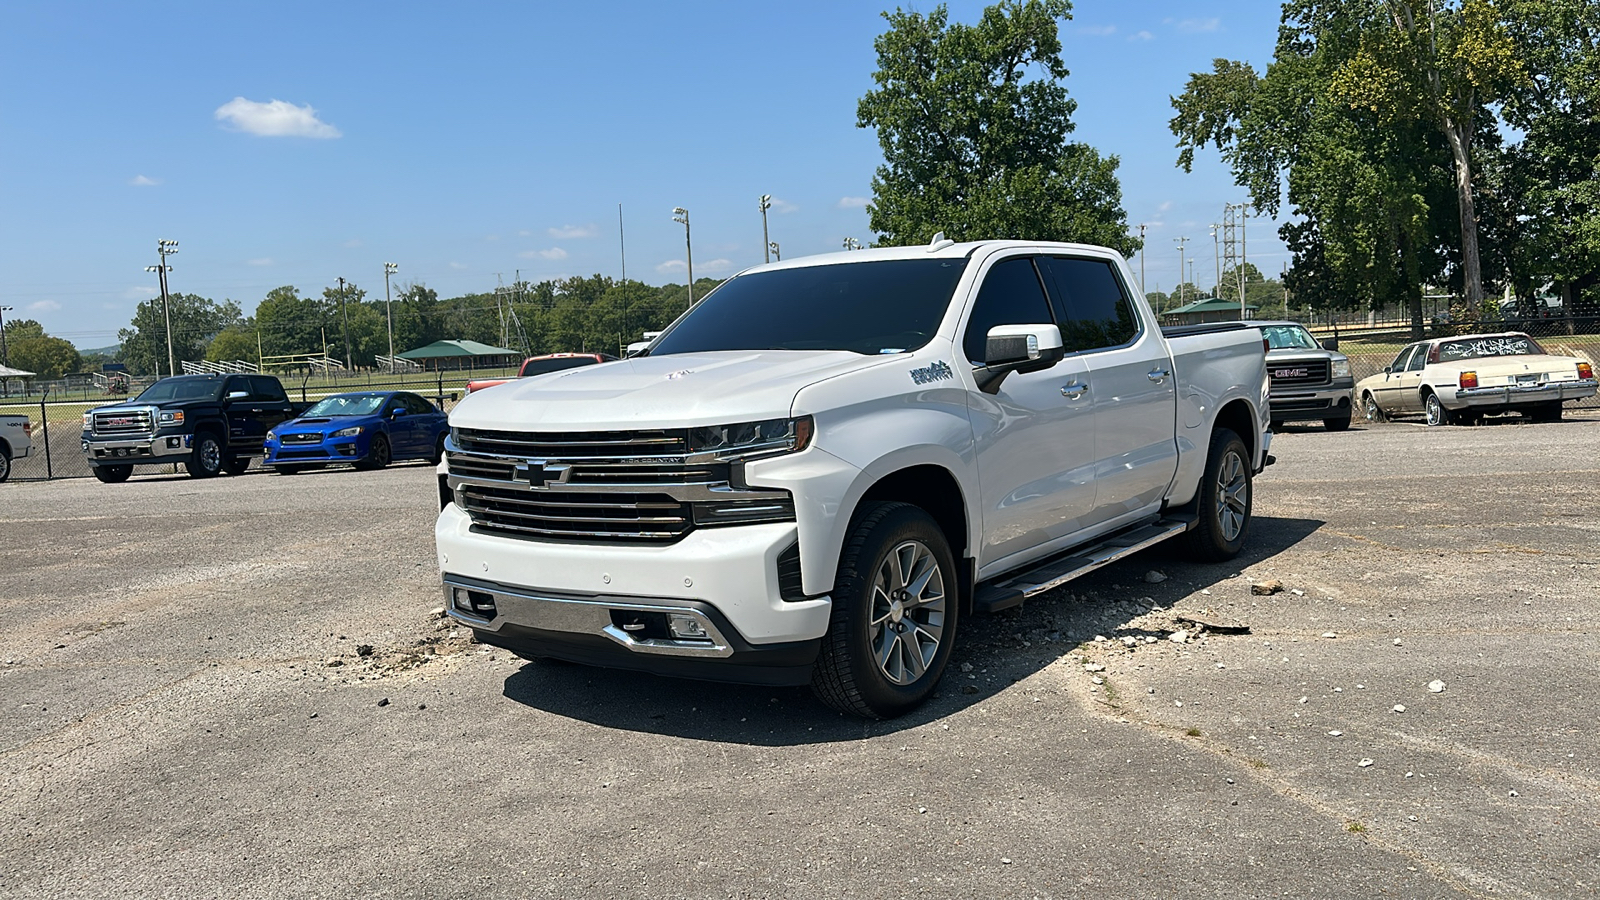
[446,427,793,544]
[1268,360,1331,387]
[92,409,154,435]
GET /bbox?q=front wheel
[186,433,224,478]
[354,434,391,470]
[222,455,251,476]
[1179,427,1252,562]
[0,449,10,483]
[1362,392,1385,424]
[812,502,959,720]
[1323,411,1352,432]
[1424,392,1452,427]
[94,464,133,484]
[428,433,447,465]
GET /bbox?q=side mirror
[1382,366,1392,375]
[1321,337,1339,351]
[974,324,1065,394]
[389,407,406,418]
[226,390,249,400]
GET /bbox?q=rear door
[1039,255,1178,527]
[963,254,1098,572]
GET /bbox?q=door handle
[1147,368,1171,384]
[1060,381,1088,399]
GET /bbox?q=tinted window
[1039,256,1139,353]
[135,378,224,402]
[250,376,287,402]
[402,393,436,415]
[649,258,969,356]
[521,356,600,377]
[962,257,1054,364]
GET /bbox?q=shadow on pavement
[499,514,1326,745]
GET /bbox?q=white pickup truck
[1,413,33,483]
[436,238,1272,718]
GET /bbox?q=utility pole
[383,262,398,370]
[1137,223,1147,298]
[0,305,12,367]
[337,276,352,370]
[145,239,178,377]
[1223,203,1250,320]
[1210,225,1221,299]
[1173,236,1190,305]
[672,208,694,306]
[759,194,772,264]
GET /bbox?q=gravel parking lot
[3,413,1597,899]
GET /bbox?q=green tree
[3,318,47,341]
[117,293,243,376]
[858,0,1137,254]
[206,325,260,364]
[255,286,327,359]
[8,335,81,379]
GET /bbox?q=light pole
[1174,236,1189,305]
[843,237,862,251]
[1137,223,1147,299]
[383,262,398,369]
[759,194,772,264]
[1210,225,1221,299]
[1188,259,1196,298]
[672,207,694,306]
[768,241,780,261]
[0,305,12,367]
[144,238,178,377]
[337,277,352,370]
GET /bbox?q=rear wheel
[0,447,12,483]
[94,464,133,484]
[222,455,251,476]
[811,502,959,720]
[428,433,447,465]
[1424,392,1451,427]
[354,434,391,470]
[186,432,224,478]
[1179,427,1251,562]
[1528,402,1563,423]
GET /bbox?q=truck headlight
[1331,359,1351,379]
[82,411,91,427]
[688,416,812,460]
[332,426,363,438]
[158,410,184,425]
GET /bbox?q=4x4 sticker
[910,361,953,385]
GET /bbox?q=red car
[465,352,615,394]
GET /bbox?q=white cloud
[837,196,870,209]
[519,247,568,260]
[548,224,599,239]
[449,262,468,270]
[1169,17,1220,33]
[656,257,733,275]
[246,257,274,267]
[517,230,533,237]
[129,175,159,186]
[770,197,799,214]
[1129,30,1154,41]
[28,300,61,313]
[123,286,153,300]
[1158,201,1172,212]
[1077,24,1116,36]
[214,97,341,138]
[342,238,363,249]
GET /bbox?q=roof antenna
[927,232,955,252]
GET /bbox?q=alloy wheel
[869,540,947,686]
[1216,449,1248,542]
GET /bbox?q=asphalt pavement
[2,412,1596,899]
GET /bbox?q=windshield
[302,394,386,417]
[1436,334,1543,362]
[1261,324,1321,351]
[136,378,224,403]
[522,356,601,377]
[648,258,970,356]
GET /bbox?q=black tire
[1423,392,1451,427]
[354,434,392,471]
[1361,392,1385,424]
[0,446,11,484]
[428,433,447,465]
[274,465,305,476]
[811,502,959,720]
[1179,427,1252,562]
[94,464,133,484]
[1323,411,1352,431]
[186,432,224,478]
[1528,402,1562,423]
[222,455,251,476]
[1270,419,1284,431]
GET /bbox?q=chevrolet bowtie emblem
[513,460,571,488]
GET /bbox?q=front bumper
[1268,378,1356,422]
[1450,378,1598,410]
[265,432,367,465]
[82,432,191,465]
[435,504,831,681]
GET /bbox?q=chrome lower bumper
[83,433,191,462]
[1454,378,1598,407]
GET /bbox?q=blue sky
[0,1,1290,350]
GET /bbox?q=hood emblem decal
[910,361,953,385]
[665,369,694,380]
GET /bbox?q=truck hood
[448,350,890,430]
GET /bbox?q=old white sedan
[1355,332,1597,426]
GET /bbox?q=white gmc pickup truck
[436,238,1272,717]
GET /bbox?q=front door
[962,255,1099,574]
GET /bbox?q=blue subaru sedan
[264,391,449,474]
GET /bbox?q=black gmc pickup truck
[82,373,307,483]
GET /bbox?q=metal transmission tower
[1222,203,1250,319]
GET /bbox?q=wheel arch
[853,465,973,613]
[1213,398,1258,464]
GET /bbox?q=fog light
[453,587,496,618]
[667,614,709,640]
[167,437,181,448]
